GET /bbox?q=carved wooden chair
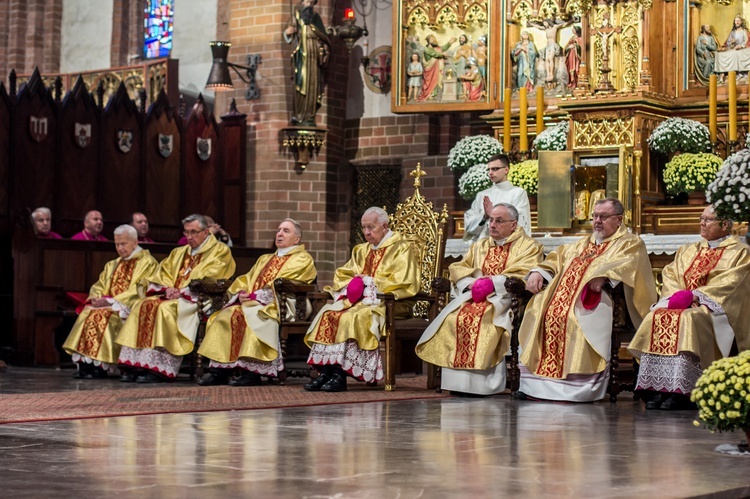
[186,278,233,379]
[274,277,328,382]
[604,281,638,402]
[380,163,450,391]
[428,276,534,394]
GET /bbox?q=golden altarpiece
[393,0,749,237]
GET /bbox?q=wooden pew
[11,234,267,367]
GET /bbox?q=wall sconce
[205,41,262,100]
[329,8,367,51]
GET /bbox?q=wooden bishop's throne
[380,164,450,390]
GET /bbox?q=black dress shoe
[229,371,262,387]
[645,392,666,410]
[659,394,694,410]
[83,366,108,379]
[320,372,347,392]
[198,371,230,386]
[120,373,136,383]
[135,371,164,384]
[304,373,331,391]
[512,391,529,400]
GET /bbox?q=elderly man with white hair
[303,206,421,392]
[62,225,159,379]
[198,218,317,386]
[31,207,62,239]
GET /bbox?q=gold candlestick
[503,88,511,152]
[729,71,737,142]
[709,74,717,143]
[536,87,545,135]
[519,87,528,152]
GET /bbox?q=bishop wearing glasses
[629,205,750,410]
[116,214,236,382]
[463,153,531,242]
[416,203,544,395]
[517,198,657,402]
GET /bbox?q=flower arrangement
[447,135,503,174]
[533,121,569,151]
[707,149,750,223]
[662,152,723,195]
[508,159,539,196]
[647,117,711,155]
[691,350,750,434]
[458,163,492,200]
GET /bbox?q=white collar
[191,236,210,256]
[707,235,730,248]
[124,246,142,261]
[373,230,394,249]
[277,244,298,256]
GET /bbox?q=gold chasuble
[520,226,656,381]
[416,228,543,370]
[305,231,420,351]
[116,234,236,357]
[629,236,750,368]
[63,249,159,364]
[198,245,317,364]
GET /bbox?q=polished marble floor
[1,367,749,498]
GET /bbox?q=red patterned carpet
[0,376,447,424]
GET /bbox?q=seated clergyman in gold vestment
[416,203,544,395]
[518,198,657,402]
[116,214,236,383]
[303,206,420,392]
[197,219,317,387]
[629,205,750,410]
[63,225,159,379]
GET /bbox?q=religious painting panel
[58,77,100,222]
[144,91,181,228]
[100,83,143,223]
[508,0,583,96]
[183,96,220,220]
[392,0,500,112]
[12,70,57,219]
[688,2,750,88]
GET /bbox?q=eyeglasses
[699,217,718,224]
[489,218,514,224]
[591,213,621,221]
[183,229,207,237]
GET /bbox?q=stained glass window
[144,0,174,59]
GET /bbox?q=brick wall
[1,0,62,79]
[224,0,353,283]
[111,0,141,67]
[345,112,491,238]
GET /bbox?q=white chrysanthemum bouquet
[533,121,569,151]
[707,148,750,222]
[647,117,711,155]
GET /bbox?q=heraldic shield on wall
[197,137,211,161]
[158,133,173,158]
[117,129,133,153]
[392,0,501,113]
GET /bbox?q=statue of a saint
[720,15,750,51]
[512,31,538,91]
[564,26,583,89]
[417,34,457,102]
[694,25,718,85]
[284,0,332,126]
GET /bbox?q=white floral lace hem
[118,346,183,378]
[72,353,115,373]
[208,357,284,377]
[636,352,702,394]
[307,340,383,382]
